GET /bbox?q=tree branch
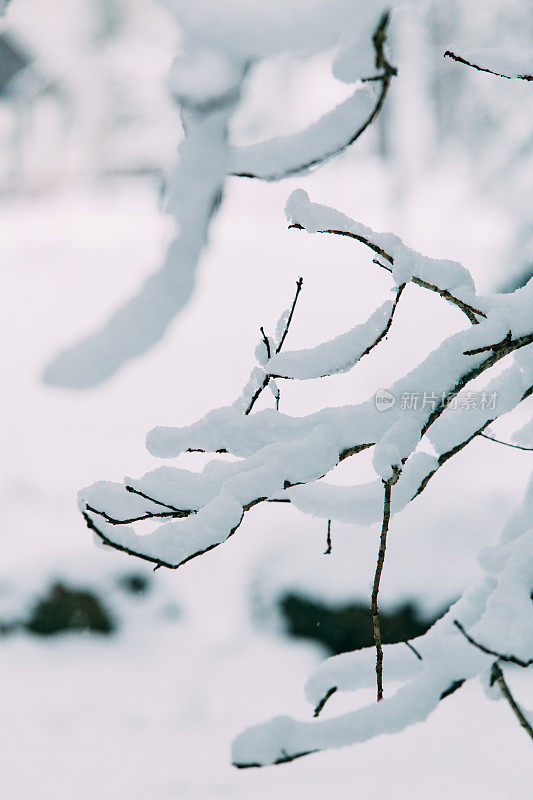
[289,224,486,324]
[454,620,533,668]
[245,277,303,414]
[371,470,399,701]
[479,432,533,452]
[490,663,533,742]
[232,13,396,180]
[444,50,533,82]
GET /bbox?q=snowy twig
[231,13,397,180]
[289,224,485,324]
[268,283,405,380]
[245,277,303,414]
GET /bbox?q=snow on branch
[231,11,397,180]
[232,474,533,766]
[78,189,532,759]
[44,6,398,388]
[286,189,486,323]
[80,261,533,573]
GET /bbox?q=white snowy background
[1,0,531,797]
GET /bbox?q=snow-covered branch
[44,5,399,388]
[232,473,533,766]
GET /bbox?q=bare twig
[479,433,533,452]
[276,277,303,354]
[85,503,185,526]
[454,620,533,668]
[371,470,399,700]
[245,277,303,414]
[125,485,188,513]
[313,686,337,717]
[404,640,423,661]
[490,663,533,742]
[324,519,332,555]
[444,50,533,82]
[259,326,271,360]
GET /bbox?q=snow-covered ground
[1,159,531,797]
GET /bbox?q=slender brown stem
[444,50,533,82]
[490,663,533,741]
[313,686,337,717]
[245,277,303,414]
[479,433,533,452]
[454,620,533,668]
[371,477,394,700]
[276,277,303,354]
[324,519,332,554]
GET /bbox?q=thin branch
[421,336,533,437]
[259,326,271,360]
[245,277,304,415]
[268,283,405,381]
[84,443,376,571]
[439,679,466,700]
[479,432,533,452]
[244,374,271,416]
[371,473,397,701]
[463,330,512,355]
[125,485,189,513]
[276,277,303,354]
[232,13,396,180]
[289,225,486,324]
[313,686,337,717]
[413,383,532,500]
[404,640,423,661]
[412,419,493,499]
[490,663,533,742]
[85,503,185,526]
[186,448,229,454]
[444,50,533,82]
[324,519,332,554]
[454,620,533,668]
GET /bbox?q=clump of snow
[267,300,394,379]
[169,48,242,103]
[231,87,375,180]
